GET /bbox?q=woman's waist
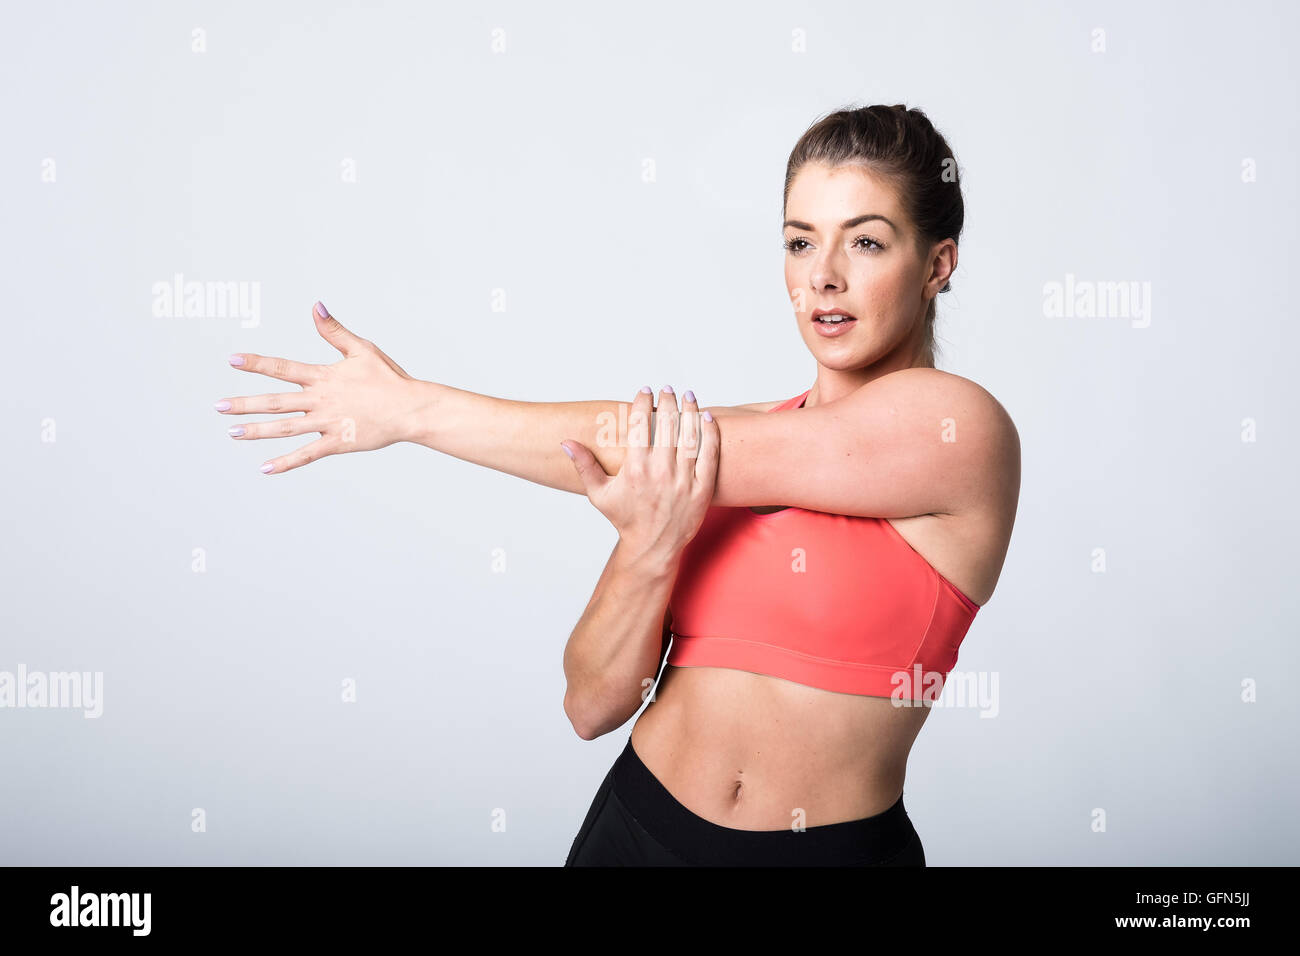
[630,665,927,828]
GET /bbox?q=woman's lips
[811,315,857,337]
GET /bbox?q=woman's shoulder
[872,369,1021,508]
[879,368,1018,438]
[879,365,990,396]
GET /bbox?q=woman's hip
[565,735,925,867]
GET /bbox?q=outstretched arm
[404,380,638,496]
[403,380,760,497]
[220,303,1017,519]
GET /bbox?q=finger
[214,392,312,416]
[694,408,720,490]
[677,388,701,470]
[625,386,654,465]
[560,440,611,498]
[227,414,323,442]
[312,301,369,359]
[229,351,320,387]
[652,386,679,469]
[258,436,336,475]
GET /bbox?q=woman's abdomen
[629,663,932,831]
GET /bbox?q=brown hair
[783,104,964,368]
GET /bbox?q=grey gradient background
[1,0,1296,865]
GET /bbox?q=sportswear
[665,389,980,700]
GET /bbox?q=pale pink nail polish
[214,400,231,412]
[260,463,274,474]
[228,426,245,438]
[229,355,245,366]
[703,410,713,422]
[314,301,329,319]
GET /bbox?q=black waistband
[610,735,917,866]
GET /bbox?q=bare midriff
[628,663,933,830]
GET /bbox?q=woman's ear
[927,238,957,297]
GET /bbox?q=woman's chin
[802,332,869,363]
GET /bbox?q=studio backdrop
[1,0,1296,865]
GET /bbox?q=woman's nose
[808,252,845,292]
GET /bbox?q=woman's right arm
[561,539,677,740]
[558,386,719,740]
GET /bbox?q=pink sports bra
[666,389,980,700]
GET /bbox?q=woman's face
[782,162,953,376]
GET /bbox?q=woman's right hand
[560,386,720,570]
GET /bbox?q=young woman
[218,104,1021,866]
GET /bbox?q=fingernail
[703,410,713,422]
[662,385,674,395]
[214,400,231,412]
[640,385,652,394]
[684,390,695,403]
[228,426,245,437]
[560,443,574,460]
[228,354,245,366]
[260,463,275,474]
[314,301,330,319]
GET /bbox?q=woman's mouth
[811,311,857,337]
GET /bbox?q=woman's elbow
[563,686,631,741]
[563,688,605,740]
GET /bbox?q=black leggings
[564,735,926,867]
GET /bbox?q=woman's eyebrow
[782,213,898,233]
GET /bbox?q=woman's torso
[629,400,1011,831]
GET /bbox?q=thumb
[313,301,368,358]
[560,440,609,496]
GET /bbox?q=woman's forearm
[561,539,678,740]
[404,380,632,494]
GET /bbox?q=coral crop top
[665,389,980,700]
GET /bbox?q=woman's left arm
[223,305,1015,519]
[707,369,1020,519]
[403,368,1013,519]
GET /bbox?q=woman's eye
[782,236,884,254]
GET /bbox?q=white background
[1,0,1296,864]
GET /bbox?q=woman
[218,104,1020,866]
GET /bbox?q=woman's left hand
[560,386,719,569]
[218,302,425,473]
